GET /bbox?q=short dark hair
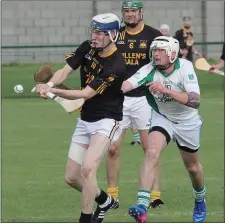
[183,16,192,21]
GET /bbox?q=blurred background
[2,0,224,64]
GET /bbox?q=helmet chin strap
[124,22,138,28]
[123,10,143,28]
[155,62,173,70]
[90,30,117,52]
[90,40,112,52]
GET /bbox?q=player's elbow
[185,92,200,109]
[121,81,134,93]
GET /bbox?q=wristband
[46,92,57,99]
[47,82,54,87]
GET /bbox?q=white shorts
[120,96,151,130]
[149,110,203,152]
[68,118,122,164]
[70,118,121,144]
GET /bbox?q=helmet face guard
[89,14,120,51]
[122,0,143,27]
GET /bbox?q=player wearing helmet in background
[105,0,164,213]
[122,36,207,223]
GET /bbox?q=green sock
[137,190,150,210]
[133,132,140,142]
[193,185,206,202]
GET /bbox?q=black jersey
[220,43,225,61]
[116,24,161,97]
[174,28,193,62]
[65,40,127,122]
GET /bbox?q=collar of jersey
[182,27,190,34]
[126,23,144,35]
[98,47,117,58]
[157,58,180,78]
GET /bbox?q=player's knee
[81,164,96,180]
[186,162,202,175]
[82,167,91,180]
[65,173,80,186]
[145,148,160,161]
[109,143,120,156]
[141,141,148,153]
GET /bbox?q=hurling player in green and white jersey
[122,36,206,223]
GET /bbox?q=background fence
[2,0,224,64]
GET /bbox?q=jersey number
[129,43,134,49]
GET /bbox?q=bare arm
[165,89,200,109]
[49,64,73,86]
[121,81,135,93]
[121,63,153,93]
[185,92,200,109]
[50,85,97,100]
[211,59,225,70]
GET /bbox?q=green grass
[2,64,224,222]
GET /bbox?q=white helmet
[90,13,121,43]
[150,36,180,63]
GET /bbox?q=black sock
[95,189,108,205]
[79,212,92,223]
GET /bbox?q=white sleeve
[183,61,200,95]
[126,63,154,89]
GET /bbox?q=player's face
[183,19,192,28]
[160,28,169,36]
[152,49,170,65]
[122,8,142,26]
[91,29,110,49]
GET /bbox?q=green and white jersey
[127,58,200,123]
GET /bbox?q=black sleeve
[88,56,126,94]
[174,30,186,49]
[220,43,225,61]
[174,30,181,40]
[65,40,90,70]
[154,29,162,38]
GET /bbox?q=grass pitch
[2,64,224,222]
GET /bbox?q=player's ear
[171,51,177,60]
[110,30,116,39]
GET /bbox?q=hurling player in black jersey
[174,16,202,62]
[35,13,127,223]
[105,0,164,210]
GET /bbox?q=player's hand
[48,88,57,94]
[40,87,59,98]
[35,83,50,99]
[208,65,218,73]
[146,82,169,94]
[196,53,203,59]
